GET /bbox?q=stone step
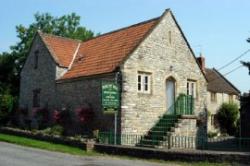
[151,126,172,131]
[144,135,166,141]
[139,138,169,147]
[137,114,183,148]
[158,119,177,123]
[139,138,163,146]
[149,127,175,134]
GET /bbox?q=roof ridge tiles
[78,16,160,44]
[38,30,82,43]
[38,16,160,45]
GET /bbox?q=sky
[0,0,250,93]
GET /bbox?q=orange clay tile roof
[39,32,81,67]
[61,18,160,80]
[38,17,159,80]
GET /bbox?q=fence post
[239,137,242,151]
[168,134,171,149]
[114,112,117,145]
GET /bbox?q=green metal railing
[168,94,194,116]
[98,132,250,151]
[98,94,195,148]
[98,132,201,149]
[176,94,194,115]
[98,132,142,145]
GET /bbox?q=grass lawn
[0,133,97,156]
[0,133,234,166]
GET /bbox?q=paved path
[0,142,175,166]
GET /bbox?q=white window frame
[137,73,151,94]
[187,80,196,98]
[229,94,234,103]
[211,92,217,102]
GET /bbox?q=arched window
[168,31,172,44]
[34,50,39,69]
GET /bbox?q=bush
[41,125,64,136]
[207,131,218,138]
[52,108,74,136]
[0,94,14,125]
[32,108,50,129]
[75,107,94,124]
[53,108,73,125]
[10,108,29,129]
[217,102,239,136]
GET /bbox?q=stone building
[19,9,208,147]
[196,56,240,134]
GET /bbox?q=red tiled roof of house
[59,17,160,80]
[39,32,81,67]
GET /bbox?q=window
[187,80,196,98]
[211,114,215,126]
[34,50,39,69]
[229,95,234,103]
[138,73,151,93]
[33,89,40,107]
[138,75,142,91]
[211,92,217,102]
[168,31,172,44]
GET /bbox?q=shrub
[52,107,94,136]
[53,108,73,125]
[53,110,60,124]
[217,102,239,136]
[10,107,29,128]
[0,94,14,125]
[75,107,94,124]
[41,125,64,136]
[52,108,74,135]
[32,108,49,129]
[207,131,218,138]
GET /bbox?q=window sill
[137,91,152,95]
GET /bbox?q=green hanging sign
[101,81,120,112]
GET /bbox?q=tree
[247,38,250,43]
[217,103,239,136]
[0,52,19,95]
[0,93,14,125]
[0,12,96,120]
[11,12,95,83]
[243,38,250,75]
[241,61,250,75]
[0,12,96,96]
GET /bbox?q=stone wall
[173,116,197,137]
[120,11,207,136]
[55,74,117,132]
[19,34,118,132]
[206,92,240,133]
[19,35,57,112]
[169,116,197,149]
[94,143,250,164]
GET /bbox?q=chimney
[196,53,205,73]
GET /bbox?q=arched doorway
[166,77,176,113]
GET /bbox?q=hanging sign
[101,81,120,112]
